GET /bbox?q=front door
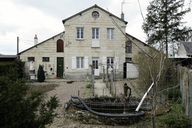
[57,57,64,78]
[92,57,99,76]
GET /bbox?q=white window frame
[107,28,114,40]
[76,27,84,39]
[76,57,84,69]
[92,28,99,39]
[107,57,114,67]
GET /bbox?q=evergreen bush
[37,65,45,82]
[0,77,58,128]
[0,61,58,128]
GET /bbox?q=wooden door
[57,57,64,78]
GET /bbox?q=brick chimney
[34,34,38,45]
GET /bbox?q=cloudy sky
[0,0,191,55]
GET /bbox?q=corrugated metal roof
[0,55,17,59]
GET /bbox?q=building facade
[19,5,150,80]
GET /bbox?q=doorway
[92,57,100,76]
[57,57,64,78]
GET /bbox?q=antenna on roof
[121,0,125,20]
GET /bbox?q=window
[126,57,132,62]
[92,11,99,19]
[92,28,99,39]
[107,28,114,40]
[57,39,64,52]
[76,57,84,69]
[28,57,35,62]
[76,27,84,39]
[125,41,132,53]
[107,57,114,67]
[42,57,49,62]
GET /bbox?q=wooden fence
[178,66,192,117]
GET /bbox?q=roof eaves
[18,31,65,55]
[126,33,147,46]
[126,33,158,52]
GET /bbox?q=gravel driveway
[42,79,140,128]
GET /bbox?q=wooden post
[91,65,95,96]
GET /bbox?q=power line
[137,0,145,21]
[109,15,153,59]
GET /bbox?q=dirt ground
[31,79,143,128]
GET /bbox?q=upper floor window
[28,57,35,62]
[57,39,64,52]
[42,57,49,62]
[125,41,132,53]
[92,28,99,39]
[76,27,84,39]
[76,57,84,69]
[107,28,114,40]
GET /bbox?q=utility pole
[17,36,20,59]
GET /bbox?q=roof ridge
[62,4,127,24]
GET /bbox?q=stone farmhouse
[19,4,150,80]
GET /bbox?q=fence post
[188,70,192,117]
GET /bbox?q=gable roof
[126,33,148,46]
[62,4,128,24]
[18,32,64,55]
[182,42,192,55]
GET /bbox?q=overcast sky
[0,0,191,55]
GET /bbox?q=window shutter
[84,56,88,69]
[115,57,119,69]
[72,56,76,69]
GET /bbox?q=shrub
[37,65,45,82]
[0,76,59,128]
[0,59,25,79]
[159,103,191,128]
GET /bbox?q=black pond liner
[65,96,147,124]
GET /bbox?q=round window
[92,11,99,19]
